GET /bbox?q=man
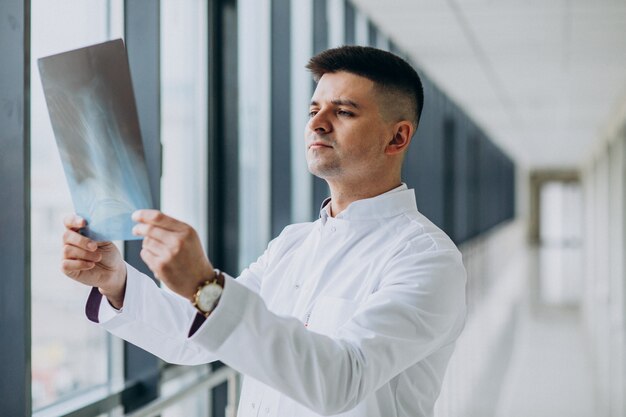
[62,46,466,417]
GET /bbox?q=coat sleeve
[85,244,270,365]
[188,243,467,415]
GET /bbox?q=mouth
[308,142,333,150]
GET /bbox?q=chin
[307,163,340,179]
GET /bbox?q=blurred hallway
[496,302,595,417]
[495,246,595,417]
[494,178,596,416]
[436,202,601,417]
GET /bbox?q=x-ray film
[38,39,154,241]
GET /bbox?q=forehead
[311,71,377,105]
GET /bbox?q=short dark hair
[306,45,424,128]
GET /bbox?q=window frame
[0,0,31,415]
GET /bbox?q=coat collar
[319,183,417,223]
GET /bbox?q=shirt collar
[319,183,417,222]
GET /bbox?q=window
[539,180,583,304]
[160,0,208,247]
[239,0,271,267]
[30,0,124,411]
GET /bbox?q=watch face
[198,282,223,312]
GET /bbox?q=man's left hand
[132,209,213,300]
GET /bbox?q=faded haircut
[306,45,424,128]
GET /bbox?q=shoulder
[380,209,465,292]
[266,221,317,254]
[381,211,466,310]
[275,221,316,241]
[389,209,460,256]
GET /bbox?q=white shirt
[88,184,467,417]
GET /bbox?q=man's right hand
[61,215,127,309]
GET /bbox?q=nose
[307,109,332,134]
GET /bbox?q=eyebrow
[310,98,360,109]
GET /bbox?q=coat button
[251,402,256,409]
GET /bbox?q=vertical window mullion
[270,0,292,237]
[367,20,377,47]
[122,0,161,412]
[0,1,30,415]
[443,118,456,241]
[209,0,240,415]
[343,0,355,45]
[311,0,330,214]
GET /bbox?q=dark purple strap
[86,286,103,323]
[188,313,207,337]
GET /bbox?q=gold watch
[192,269,224,317]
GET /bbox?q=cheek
[353,125,388,153]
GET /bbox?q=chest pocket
[306,296,359,336]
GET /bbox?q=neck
[326,178,402,217]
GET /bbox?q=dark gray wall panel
[208,0,239,274]
[409,79,446,228]
[0,1,30,416]
[312,0,330,214]
[271,0,292,237]
[468,133,481,239]
[344,0,355,45]
[367,20,377,47]
[123,0,161,412]
[207,1,239,413]
[443,116,456,240]
[402,70,515,244]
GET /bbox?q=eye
[308,110,318,118]
[337,110,354,117]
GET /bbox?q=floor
[494,299,596,416]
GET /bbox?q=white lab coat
[87,186,467,417]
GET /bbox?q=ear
[385,121,413,156]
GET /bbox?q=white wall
[581,95,626,417]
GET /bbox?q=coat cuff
[188,273,252,348]
[85,263,141,325]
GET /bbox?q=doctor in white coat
[61,45,466,417]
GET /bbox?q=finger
[141,242,161,259]
[63,214,86,230]
[142,236,169,254]
[63,229,98,252]
[63,244,102,262]
[132,210,186,232]
[139,247,162,278]
[61,259,95,274]
[132,223,174,244]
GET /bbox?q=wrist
[99,264,127,309]
[187,264,219,300]
[192,268,224,317]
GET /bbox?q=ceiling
[352,0,626,170]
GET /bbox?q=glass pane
[539,181,583,305]
[30,0,123,410]
[161,369,210,417]
[160,0,208,247]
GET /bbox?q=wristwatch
[192,268,224,317]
